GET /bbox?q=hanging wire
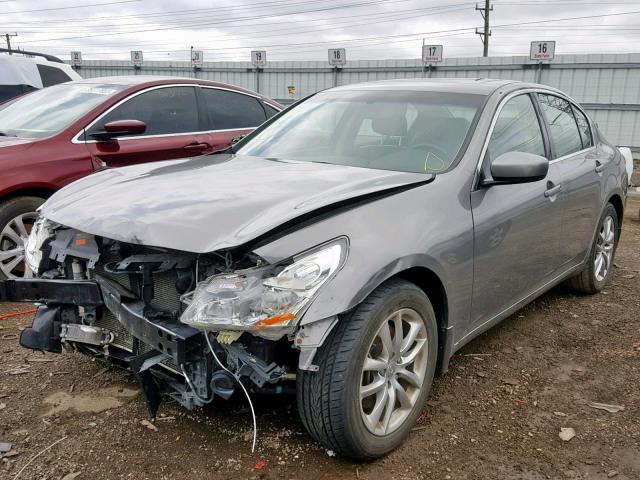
[204,332,257,453]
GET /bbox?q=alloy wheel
[0,212,37,279]
[359,308,429,436]
[594,215,615,282]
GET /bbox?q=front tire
[0,196,44,279]
[566,203,619,294]
[297,278,438,460]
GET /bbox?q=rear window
[36,64,72,87]
[264,103,279,118]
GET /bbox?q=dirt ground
[1,200,638,480]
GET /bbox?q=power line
[3,0,141,14]
[17,0,422,43]
[7,0,429,25]
[11,4,471,36]
[47,7,640,54]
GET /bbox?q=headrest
[370,109,408,137]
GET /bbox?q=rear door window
[201,88,267,130]
[571,105,593,149]
[488,94,546,161]
[538,94,583,158]
[263,103,279,119]
[86,86,199,137]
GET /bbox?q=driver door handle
[595,159,605,173]
[183,142,211,152]
[544,182,562,198]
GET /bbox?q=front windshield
[238,89,485,173]
[0,83,127,139]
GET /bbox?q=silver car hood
[42,154,431,253]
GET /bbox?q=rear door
[469,93,564,334]
[536,93,602,267]
[84,85,203,168]
[198,87,269,152]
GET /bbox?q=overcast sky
[2,0,639,63]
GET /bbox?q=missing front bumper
[1,277,200,366]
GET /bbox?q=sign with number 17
[422,45,443,63]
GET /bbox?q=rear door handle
[544,183,562,198]
[595,160,605,173]
[183,142,211,151]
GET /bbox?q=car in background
[0,49,81,103]
[0,76,282,279]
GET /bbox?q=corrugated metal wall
[73,53,640,147]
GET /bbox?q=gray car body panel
[41,154,430,253]
[38,78,627,364]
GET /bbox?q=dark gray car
[0,79,629,459]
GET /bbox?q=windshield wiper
[0,131,16,137]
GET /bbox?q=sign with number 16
[530,41,555,61]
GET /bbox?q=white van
[0,48,81,103]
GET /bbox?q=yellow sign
[287,85,296,94]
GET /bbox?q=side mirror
[89,119,146,140]
[483,151,549,186]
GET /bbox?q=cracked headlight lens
[24,217,53,276]
[180,238,347,340]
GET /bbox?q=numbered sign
[70,51,82,66]
[130,50,143,66]
[328,48,346,66]
[530,41,555,61]
[251,50,266,67]
[191,50,203,67]
[422,45,443,63]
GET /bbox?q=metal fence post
[535,61,542,84]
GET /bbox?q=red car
[0,76,282,279]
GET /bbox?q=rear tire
[297,278,438,460]
[0,196,45,279]
[565,203,619,294]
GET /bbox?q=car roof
[70,75,280,104]
[330,78,541,96]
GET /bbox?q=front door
[469,93,564,335]
[84,85,204,168]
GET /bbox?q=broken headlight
[24,217,54,275]
[180,238,348,340]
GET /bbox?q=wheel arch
[1,185,56,203]
[392,267,451,376]
[607,193,624,225]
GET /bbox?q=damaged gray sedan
[0,79,629,459]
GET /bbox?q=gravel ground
[1,199,638,480]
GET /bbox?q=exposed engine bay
[8,218,346,416]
